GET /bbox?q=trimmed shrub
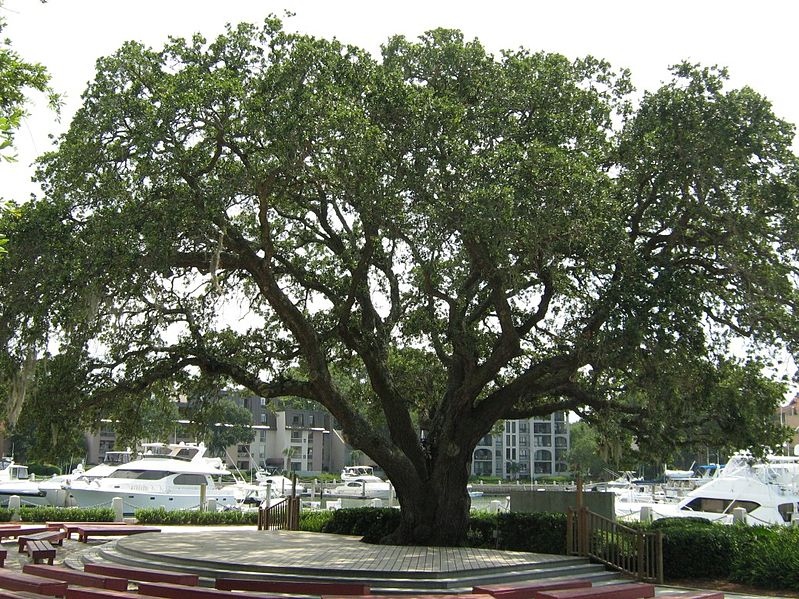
[135,507,258,525]
[299,509,334,532]
[321,507,401,543]
[729,526,799,590]
[659,522,739,579]
[497,512,567,554]
[17,507,114,523]
[649,516,713,529]
[467,511,498,548]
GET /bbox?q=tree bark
[384,447,473,546]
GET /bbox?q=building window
[555,436,568,448]
[519,422,529,434]
[534,449,552,461]
[260,397,267,406]
[534,435,552,447]
[291,430,303,442]
[555,422,568,435]
[534,422,551,434]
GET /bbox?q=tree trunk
[383,450,473,546]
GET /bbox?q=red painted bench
[67,525,161,542]
[47,521,116,529]
[536,583,655,599]
[66,589,141,599]
[139,581,286,599]
[24,539,56,564]
[0,570,68,596]
[18,529,65,552]
[473,580,593,598]
[323,595,492,599]
[24,564,130,591]
[0,549,6,568]
[656,594,723,599]
[84,563,198,586]
[0,526,50,539]
[216,577,372,595]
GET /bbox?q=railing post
[656,530,664,584]
[578,506,589,557]
[566,508,574,554]
[637,530,645,580]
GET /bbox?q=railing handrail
[257,496,300,531]
[567,506,663,584]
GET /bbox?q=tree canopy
[2,18,798,544]
[0,7,58,257]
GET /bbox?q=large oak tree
[2,19,798,545]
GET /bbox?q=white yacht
[39,449,135,507]
[255,472,306,496]
[331,477,392,499]
[0,458,49,507]
[63,442,239,515]
[618,452,799,526]
[340,465,384,483]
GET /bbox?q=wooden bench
[0,526,50,540]
[536,583,655,599]
[24,540,56,565]
[47,521,116,530]
[24,564,130,591]
[139,581,287,598]
[70,525,161,542]
[473,580,593,598]
[66,589,141,599]
[323,595,492,599]
[0,591,37,598]
[84,563,198,586]
[0,549,6,568]
[656,594,723,599]
[18,529,66,552]
[0,570,68,596]
[216,577,372,595]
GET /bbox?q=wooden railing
[257,496,301,531]
[567,506,663,584]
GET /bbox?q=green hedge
[318,508,566,553]
[299,509,333,532]
[135,508,258,525]
[0,507,114,523]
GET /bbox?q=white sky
[2,0,798,200]
[1,0,797,396]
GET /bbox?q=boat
[0,458,49,507]
[340,465,383,482]
[330,477,392,499]
[39,448,135,507]
[254,472,306,496]
[617,452,799,525]
[63,442,239,514]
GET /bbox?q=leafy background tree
[0,2,59,256]
[2,18,797,545]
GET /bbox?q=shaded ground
[670,579,799,598]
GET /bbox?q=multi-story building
[471,412,571,479]
[777,395,799,455]
[82,394,349,475]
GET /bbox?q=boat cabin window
[10,466,28,480]
[174,474,209,486]
[682,497,761,514]
[109,470,170,480]
[778,502,796,523]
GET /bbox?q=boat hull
[65,486,239,515]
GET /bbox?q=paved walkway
[0,526,788,599]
